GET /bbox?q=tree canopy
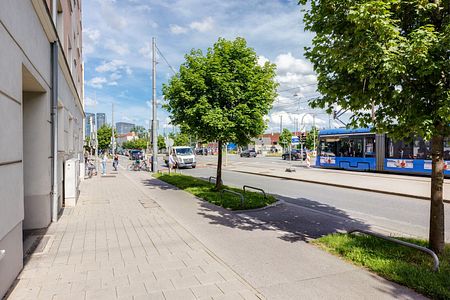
[299,0,450,140]
[97,125,115,151]
[163,37,278,188]
[278,128,293,149]
[299,0,450,254]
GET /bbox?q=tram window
[319,138,338,156]
[414,137,431,159]
[365,136,376,157]
[338,137,363,157]
[444,138,450,160]
[386,138,414,159]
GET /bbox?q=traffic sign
[291,136,299,145]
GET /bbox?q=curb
[230,169,450,204]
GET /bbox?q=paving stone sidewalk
[7,169,261,300]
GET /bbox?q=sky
[82,0,342,134]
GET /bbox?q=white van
[165,146,197,168]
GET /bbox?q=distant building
[85,113,95,138]
[96,113,106,129]
[116,122,135,135]
[117,132,138,146]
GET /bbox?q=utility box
[64,158,80,206]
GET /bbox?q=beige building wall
[0,0,84,298]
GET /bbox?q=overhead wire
[155,45,177,75]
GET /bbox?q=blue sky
[82,0,341,133]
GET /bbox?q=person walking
[113,154,119,171]
[168,150,176,174]
[101,152,107,175]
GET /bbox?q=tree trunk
[429,133,445,255]
[216,140,223,190]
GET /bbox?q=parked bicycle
[85,159,97,178]
[127,159,150,171]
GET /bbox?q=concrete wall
[0,0,84,297]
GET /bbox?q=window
[444,138,450,160]
[337,136,364,157]
[365,136,376,157]
[319,137,338,157]
[386,138,414,159]
[413,137,431,159]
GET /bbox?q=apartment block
[0,0,84,297]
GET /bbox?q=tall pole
[111,103,115,156]
[151,37,158,172]
[313,114,316,154]
[280,115,283,133]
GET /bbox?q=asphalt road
[181,164,450,242]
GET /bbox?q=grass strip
[314,233,450,299]
[154,173,276,210]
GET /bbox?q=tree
[163,37,278,189]
[130,125,147,139]
[157,135,166,150]
[278,128,292,150]
[299,0,450,254]
[174,133,190,146]
[97,125,115,151]
[305,127,319,151]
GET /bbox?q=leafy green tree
[97,125,115,151]
[157,135,166,150]
[174,133,190,146]
[122,138,147,150]
[278,128,292,150]
[163,37,278,189]
[299,0,450,253]
[305,127,319,152]
[130,125,147,139]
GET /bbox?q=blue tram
[316,128,450,176]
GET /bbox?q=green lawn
[154,173,276,210]
[315,233,450,299]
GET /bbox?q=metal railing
[221,189,245,208]
[243,185,267,199]
[208,176,223,185]
[348,229,440,272]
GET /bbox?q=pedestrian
[168,150,176,173]
[101,152,107,175]
[113,154,119,171]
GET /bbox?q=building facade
[116,122,135,135]
[85,112,95,138]
[0,0,84,297]
[96,112,106,129]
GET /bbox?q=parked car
[130,149,144,160]
[195,148,208,155]
[282,149,306,160]
[240,149,257,157]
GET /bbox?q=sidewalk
[6,169,261,300]
[127,170,424,299]
[225,163,450,201]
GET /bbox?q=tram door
[375,133,385,171]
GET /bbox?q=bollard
[306,152,311,168]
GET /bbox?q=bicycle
[85,160,97,178]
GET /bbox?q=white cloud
[105,39,129,55]
[170,24,188,35]
[189,16,214,32]
[87,77,107,88]
[257,56,269,67]
[83,28,101,55]
[84,96,98,107]
[110,72,122,81]
[96,60,126,73]
[275,53,314,75]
